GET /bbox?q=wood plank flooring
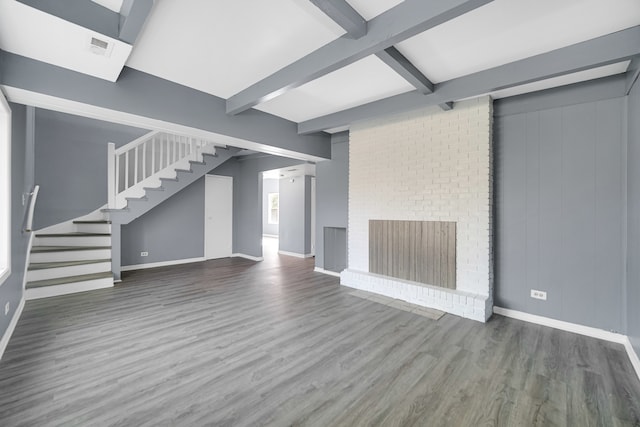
[1,246,639,426]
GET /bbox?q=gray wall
[279,175,312,255]
[211,155,301,258]
[315,133,349,270]
[121,178,205,266]
[116,154,300,269]
[262,178,279,236]
[627,79,640,353]
[495,88,626,332]
[34,108,148,229]
[0,102,32,342]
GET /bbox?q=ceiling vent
[89,37,111,57]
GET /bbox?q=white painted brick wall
[348,96,493,299]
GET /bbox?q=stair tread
[29,259,112,271]
[31,246,111,253]
[26,272,113,289]
[101,208,129,212]
[73,220,111,224]
[143,186,164,192]
[36,232,111,237]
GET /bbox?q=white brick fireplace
[341,96,493,321]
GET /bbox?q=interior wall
[278,175,312,256]
[121,178,205,267]
[315,132,348,270]
[262,178,279,237]
[627,78,640,352]
[33,108,148,229]
[494,85,626,332]
[0,102,31,342]
[215,155,302,258]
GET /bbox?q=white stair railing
[107,131,217,209]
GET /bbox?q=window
[0,91,11,284]
[268,193,279,225]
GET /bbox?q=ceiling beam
[375,47,434,94]
[309,0,367,39]
[0,50,331,161]
[17,0,120,39]
[298,26,640,134]
[226,0,494,115]
[626,56,640,95]
[119,0,154,44]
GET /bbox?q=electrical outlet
[140,251,149,257]
[530,289,547,300]
[4,302,9,316]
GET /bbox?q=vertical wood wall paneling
[369,220,456,289]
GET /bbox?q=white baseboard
[278,250,314,259]
[314,267,341,277]
[623,337,640,381]
[493,306,640,382]
[26,278,113,300]
[232,253,264,262]
[0,297,25,361]
[121,257,206,272]
[493,307,627,344]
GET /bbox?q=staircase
[25,131,239,300]
[26,220,113,299]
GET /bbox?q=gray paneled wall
[323,227,347,272]
[0,103,32,341]
[262,178,279,237]
[33,109,148,229]
[315,133,348,270]
[121,178,205,266]
[495,94,626,332]
[627,80,640,353]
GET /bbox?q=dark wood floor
[1,243,640,426]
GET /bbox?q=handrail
[114,130,159,155]
[24,185,39,232]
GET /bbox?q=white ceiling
[0,0,638,132]
[255,55,415,122]
[91,0,123,13]
[126,0,345,99]
[123,0,638,123]
[0,0,132,82]
[396,0,640,83]
[346,0,403,21]
[488,61,631,100]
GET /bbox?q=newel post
[107,142,116,209]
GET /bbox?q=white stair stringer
[104,147,241,225]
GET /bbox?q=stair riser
[26,277,114,300]
[30,249,112,263]
[34,236,111,247]
[74,224,111,234]
[27,262,112,282]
